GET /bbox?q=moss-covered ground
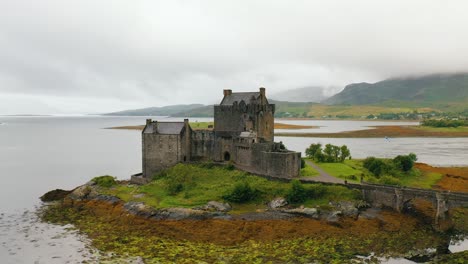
[41,200,457,264]
[39,163,468,263]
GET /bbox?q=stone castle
[135,88,301,182]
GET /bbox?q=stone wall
[142,133,181,178]
[260,151,301,178]
[214,103,275,142]
[190,130,215,161]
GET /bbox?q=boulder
[123,202,158,218]
[93,195,121,204]
[268,197,288,209]
[282,207,319,219]
[67,184,98,201]
[326,210,342,223]
[337,201,359,218]
[153,208,223,220]
[40,189,72,202]
[202,201,232,212]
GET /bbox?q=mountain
[104,104,205,116]
[270,86,338,102]
[323,73,468,106]
[103,100,317,118]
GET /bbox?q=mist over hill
[323,73,468,106]
[104,104,206,116]
[270,86,340,103]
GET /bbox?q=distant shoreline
[106,122,318,131]
[276,125,468,138]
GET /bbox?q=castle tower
[214,87,275,142]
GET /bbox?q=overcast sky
[1,0,468,114]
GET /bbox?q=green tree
[340,145,351,162]
[305,143,322,158]
[324,144,334,162]
[393,155,414,172]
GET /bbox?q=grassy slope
[312,159,443,189]
[102,164,359,210]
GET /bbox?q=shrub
[379,176,402,186]
[223,182,259,203]
[300,158,306,169]
[152,170,168,181]
[163,166,195,195]
[308,184,326,199]
[286,180,308,204]
[225,161,235,171]
[91,175,116,188]
[393,155,414,172]
[363,157,388,177]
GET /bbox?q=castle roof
[143,122,185,135]
[220,92,260,105]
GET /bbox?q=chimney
[259,87,265,97]
[223,89,232,96]
[146,119,152,125]
[184,118,189,125]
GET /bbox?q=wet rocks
[123,202,158,218]
[40,189,72,202]
[67,184,98,201]
[281,207,320,219]
[195,201,232,212]
[268,197,288,209]
[123,202,226,220]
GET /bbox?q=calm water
[0,116,466,263]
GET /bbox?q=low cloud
[1,0,467,114]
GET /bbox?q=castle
[135,88,301,182]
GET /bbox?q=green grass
[189,121,213,129]
[314,160,366,182]
[300,162,319,177]
[411,125,468,133]
[101,164,359,212]
[398,170,443,189]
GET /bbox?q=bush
[363,157,388,177]
[393,155,414,172]
[163,166,195,195]
[308,184,326,199]
[91,175,116,188]
[300,158,306,169]
[223,182,259,203]
[379,176,401,186]
[286,180,308,204]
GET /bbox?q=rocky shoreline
[42,181,371,223]
[40,180,467,263]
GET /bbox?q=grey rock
[123,202,158,218]
[152,208,223,220]
[337,201,359,218]
[282,207,319,219]
[326,210,342,223]
[268,197,288,209]
[93,195,121,204]
[201,201,232,212]
[68,185,98,201]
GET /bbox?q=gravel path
[301,160,346,184]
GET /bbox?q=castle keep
[139,88,301,181]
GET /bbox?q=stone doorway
[224,151,231,161]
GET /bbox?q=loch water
[0,116,466,263]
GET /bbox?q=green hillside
[324,73,468,109]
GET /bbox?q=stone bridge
[346,182,468,223]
